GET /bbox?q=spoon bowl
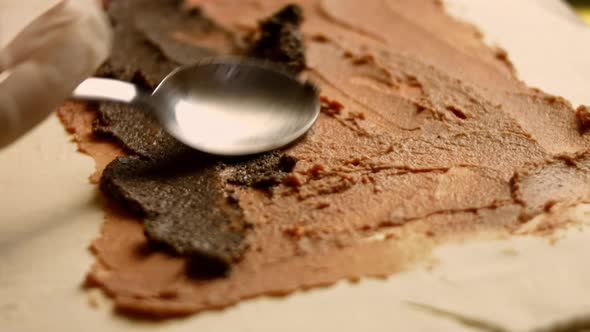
[73,58,320,156]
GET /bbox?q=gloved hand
[0,0,112,149]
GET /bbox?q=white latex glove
[0,0,112,149]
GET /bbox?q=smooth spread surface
[56,0,590,317]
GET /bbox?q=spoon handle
[72,78,145,104]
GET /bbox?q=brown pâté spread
[58,0,590,318]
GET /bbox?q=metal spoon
[72,58,320,156]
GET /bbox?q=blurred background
[569,0,590,23]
